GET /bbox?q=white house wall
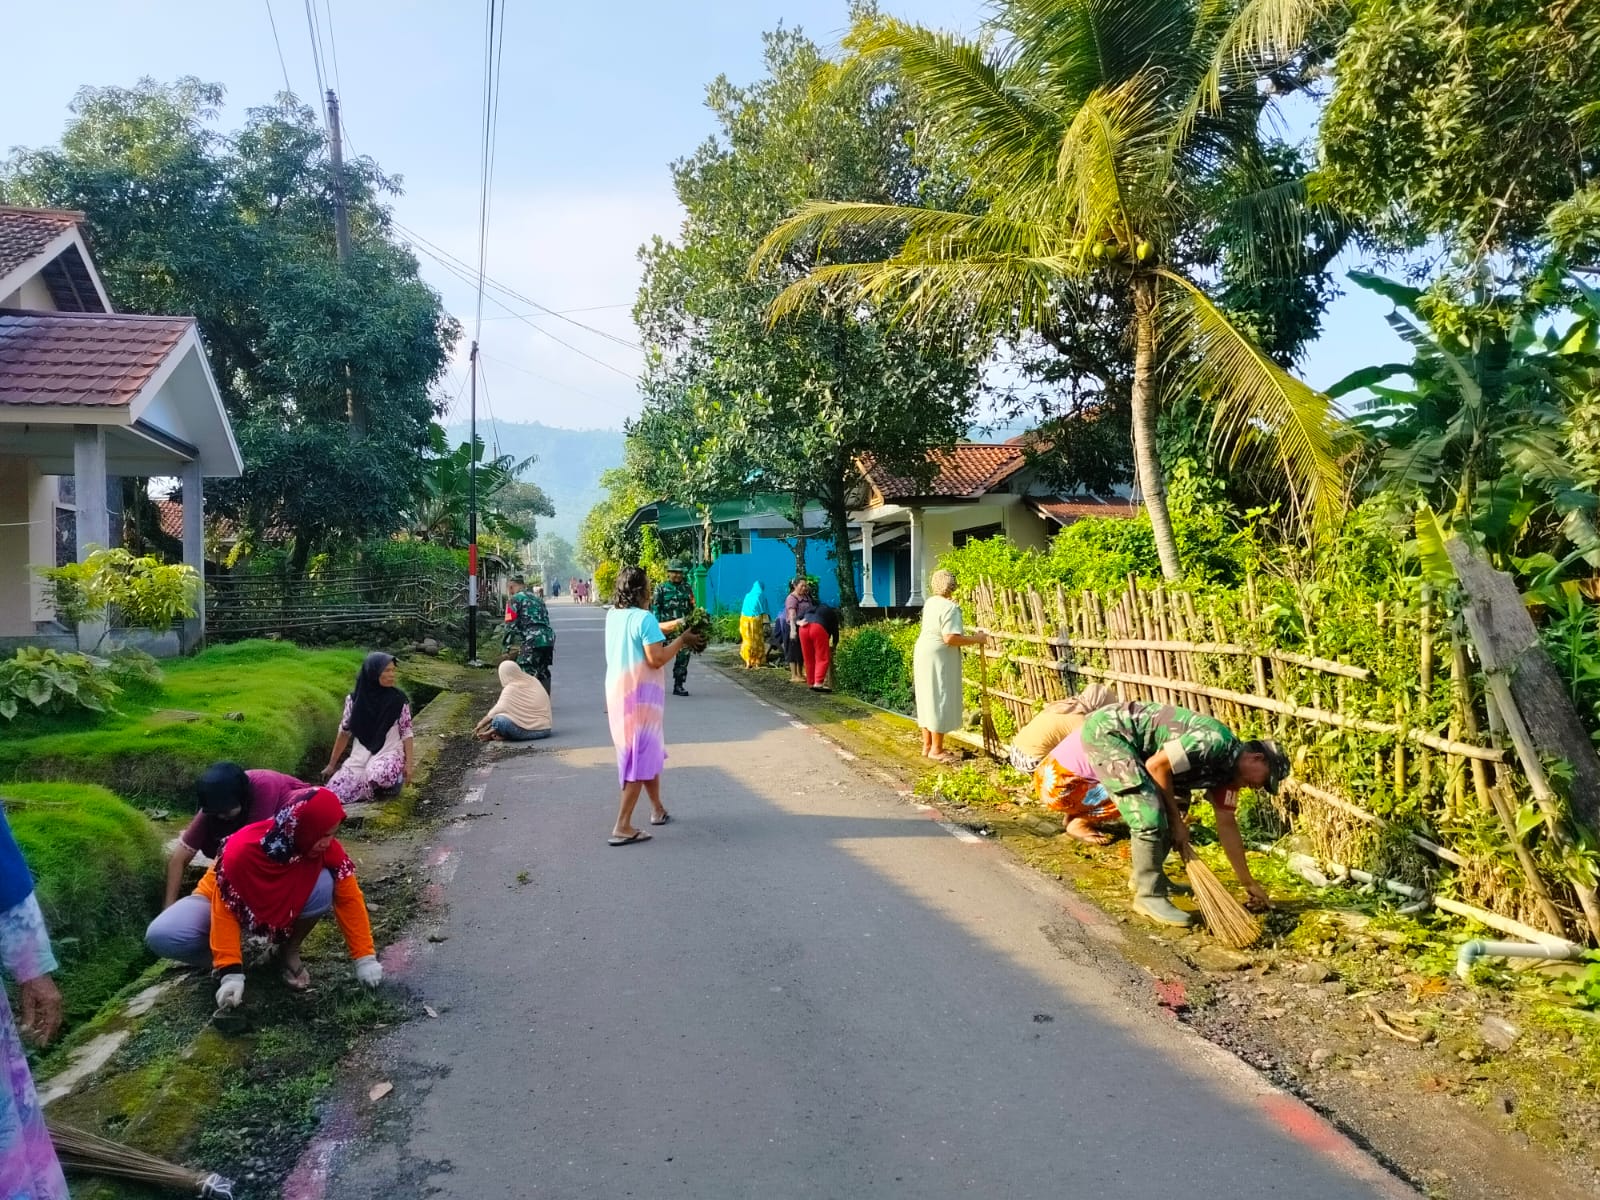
[1,276,55,311]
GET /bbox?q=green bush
[833,620,919,712]
[2,782,162,1025]
[0,640,363,807]
[0,648,122,721]
[594,561,619,605]
[710,612,741,643]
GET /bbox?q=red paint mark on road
[379,936,419,978]
[423,882,445,908]
[282,1098,358,1200]
[1258,1094,1347,1156]
[1153,978,1187,1012]
[1060,894,1109,927]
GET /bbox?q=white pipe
[1255,842,1589,962]
[1456,939,1588,980]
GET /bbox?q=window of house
[953,522,1004,548]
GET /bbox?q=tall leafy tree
[2,79,458,565]
[634,14,983,617]
[757,0,1346,581]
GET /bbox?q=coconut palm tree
[755,0,1343,580]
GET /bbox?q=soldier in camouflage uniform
[1079,701,1288,927]
[651,562,696,697]
[502,576,555,697]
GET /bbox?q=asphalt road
[325,602,1408,1199]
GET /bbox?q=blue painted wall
[705,537,850,612]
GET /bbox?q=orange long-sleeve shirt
[197,867,376,972]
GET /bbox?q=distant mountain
[444,420,625,545]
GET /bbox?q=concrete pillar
[907,508,925,607]
[858,521,878,608]
[72,426,109,651]
[180,458,206,651]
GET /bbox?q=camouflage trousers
[672,649,690,689]
[1080,728,1165,832]
[517,646,554,698]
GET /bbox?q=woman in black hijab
[322,652,415,802]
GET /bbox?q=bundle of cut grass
[1178,846,1261,949]
[48,1120,236,1197]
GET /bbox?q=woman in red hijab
[189,787,382,1007]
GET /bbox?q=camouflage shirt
[503,590,554,651]
[1080,702,1241,798]
[651,579,695,625]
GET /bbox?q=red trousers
[799,622,832,687]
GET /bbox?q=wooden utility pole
[325,90,363,439]
[326,90,353,262]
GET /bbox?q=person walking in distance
[652,561,696,697]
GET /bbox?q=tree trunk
[1131,276,1182,582]
[823,473,860,626]
[789,490,808,583]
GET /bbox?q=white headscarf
[484,661,552,731]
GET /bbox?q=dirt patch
[713,654,1600,1200]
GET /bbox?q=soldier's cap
[667,560,689,574]
[1242,738,1290,794]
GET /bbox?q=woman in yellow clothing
[739,581,770,669]
[199,786,382,1009]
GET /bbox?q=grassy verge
[0,641,364,808]
[1,783,161,1026]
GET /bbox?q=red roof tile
[862,444,1026,502]
[1029,495,1140,525]
[0,206,82,280]
[0,310,191,408]
[154,497,184,540]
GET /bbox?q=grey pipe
[1456,939,1588,980]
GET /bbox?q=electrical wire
[263,0,295,98]
[321,0,343,99]
[401,230,640,381]
[302,0,329,108]
[392,218,642,352]
[476,355,504,458]
[472,0,507,342]
[478,353,620,405]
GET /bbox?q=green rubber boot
[1130,827,1194,927]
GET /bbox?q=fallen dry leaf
[424,1005,439,1019]
[369,1082,394,1102]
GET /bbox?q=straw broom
[1176,843,1262,948]
[48,1120,237,1198]
[1157,791,1261,949]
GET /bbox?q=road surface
[325,602,1408,1199]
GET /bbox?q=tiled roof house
[0,205,241,652]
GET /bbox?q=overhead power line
[321,0,343,98]
[302,0,329,115]
[262,0,295,97]
[391,218,642,352]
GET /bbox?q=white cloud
[396,182,685,431]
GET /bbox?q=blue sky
[6,0,1403,434]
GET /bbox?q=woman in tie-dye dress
[603,566,705,846]
[0,806,70,1198]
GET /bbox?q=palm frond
[1054,71,1167,243]
[1196,0,1338,113]
[1159,269,1344,525]
[1005,0,1195,102]
[851,17,1061,193]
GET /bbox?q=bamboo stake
[1419,587,1435,796]
[1292,782,1463,866]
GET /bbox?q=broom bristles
[48,1119,210,1188]
[1180,852,1262,949]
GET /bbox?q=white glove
[215,973,245,1010]
[354,955,384,988]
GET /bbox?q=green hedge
[833,621,919,713]
[0,640,362,807]
[2,782,162,1025]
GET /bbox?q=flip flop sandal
[650,812,672,825]
[280,965,312,992]
[607,831,652,847]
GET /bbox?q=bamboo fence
[206,567,466,642]
[970,575,1600,945]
